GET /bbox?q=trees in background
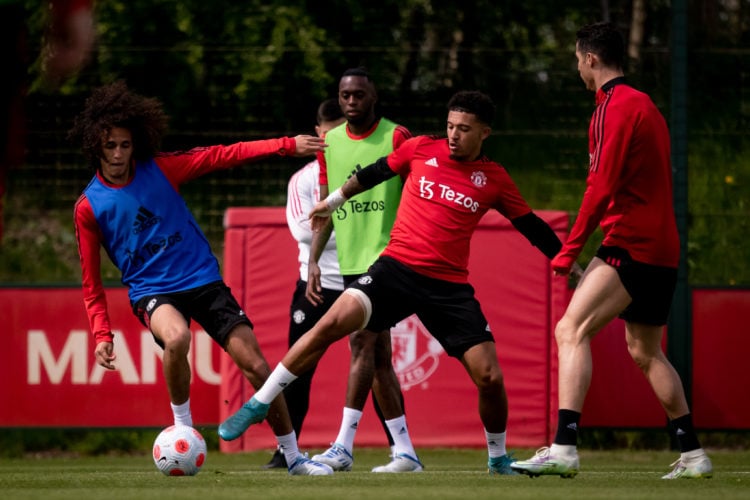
[12,0,749,285]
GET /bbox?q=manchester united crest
[390,315,444,390]
[470,170,487,187]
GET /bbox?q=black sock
[670,413,701,453]
[554,409,581,446]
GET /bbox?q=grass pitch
[1,447,748,500]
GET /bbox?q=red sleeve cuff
[94,331,114,344]
[280,137,296,156]
[551,253,576,274]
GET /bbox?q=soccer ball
[152,425,207,476]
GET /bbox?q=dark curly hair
[68,81,168,172]
[447,90,495,126]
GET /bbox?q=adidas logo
[347,164,364,180]
[676,428,686,436]
[398,426,407,435]
[350,422,359,430]
[132,206,161,234]
[567,423,578,431]
[279,382,288,388]
[425,157,439,167]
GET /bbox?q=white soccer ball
[152,425,207,476]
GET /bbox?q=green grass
[1,448,748,500]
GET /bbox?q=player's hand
[305,262,324,305]
[551,252,575,276]
[95,341,117,370]
[310,201,334,221]
[292,135,327,157]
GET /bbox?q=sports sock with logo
[335,407,362,453]
[484,429,508,458]
[554,409,580,446]
[385,415,417,457]
[670,413,701,453]
[255,363,297,404]
[276,431,300,466]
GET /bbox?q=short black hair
[317,98,343,124]
[576,22,625,69]
[447,91,495,126]
[341,67,371,81]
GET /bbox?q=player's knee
[343,288,371,330]
[161,327,191,356]
[474,364,504,392]
[626,342,653,373]
[349,330,375,353]
[554,316,580,346]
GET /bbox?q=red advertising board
[692,288,750,428]
[1,287,223,427]
[2,210,746,445]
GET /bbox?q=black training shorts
[347,256,495,358]
[596,245,677,326]
[132,280,253,349]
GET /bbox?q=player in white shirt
[264,99,346,468]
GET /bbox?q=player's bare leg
[460,341,516,475]
[219,291,366,441]
[557,258,630,411]
[625,322,688,417]
[368,331,422,473]
[514,258,629,477]
[149,304,193,427]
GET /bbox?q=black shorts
[132,281,253,349]
[347,256,494,358]
[596,245,677,326]
[288,279,342,346]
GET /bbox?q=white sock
[255,363,298,404]
[386,416,417,457]
[334,407,362,453]
[551,443,577,456]
[276,431,299,466]
[682,448,705,461]
[171,399,192,427]
[485,429,507,458]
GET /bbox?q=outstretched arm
[510,212,563,260]
[309,157,395,218]
[157,135,326,185]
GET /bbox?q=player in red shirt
[512,21,712,480]
[219,90,564,475]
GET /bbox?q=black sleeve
[355,157,397,189]
[510,212,563,260]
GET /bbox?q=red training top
[553,78,679,272]
[381,135,532,283]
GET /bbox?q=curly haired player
[71,81,332,476]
